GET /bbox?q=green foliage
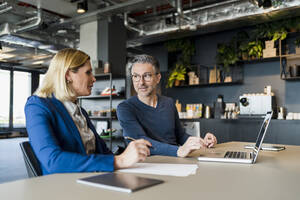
[165,39,195,88]
[271,0,285,7]
[165,39,195,66]
[295,38,300,48]
[248,40,263,59]
[272,27,287,41]
[167,64,186,88]
[252,23,274,40]
[216,43,239,72]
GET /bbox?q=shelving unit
[279,34,300,80]
[79,73,118,150]
[172,64,243,88]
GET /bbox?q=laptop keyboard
[224,151,247,159]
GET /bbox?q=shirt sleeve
[117,102,179,157]
[25,97,115,174]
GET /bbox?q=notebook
[197,111,273,164]
[77,173,163,193]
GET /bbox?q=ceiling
[1,0,300,70]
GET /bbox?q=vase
[174,80,181,86]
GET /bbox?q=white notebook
[77,173,163,193]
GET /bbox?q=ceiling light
[77,0,88,14]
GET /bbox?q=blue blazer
[25,95,114,175]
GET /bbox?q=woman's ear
[65,70,71,83]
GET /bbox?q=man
[117,54,217,157]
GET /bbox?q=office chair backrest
[19,141,42,177]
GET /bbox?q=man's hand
[203,133,217,148]
[177,137,206,157]
[114,139,151,169]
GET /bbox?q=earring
[67,80,72,84]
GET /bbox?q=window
[13,71,31,128]
[39,73,45,87]
[0,70,10,128]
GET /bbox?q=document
[77,173,163,193]
[118,163,198,177]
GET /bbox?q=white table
[1,142,299,200]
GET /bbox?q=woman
[25,48,151,175]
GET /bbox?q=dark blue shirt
[117,95,190,156]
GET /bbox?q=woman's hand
[114,139,151,169]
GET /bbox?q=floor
[0,137,29,184]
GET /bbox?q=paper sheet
[117,163,198,177]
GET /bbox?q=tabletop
[1,142,299,200]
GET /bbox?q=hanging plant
[216,42,239,72]
[165,39,195,66]
[165,39,195,88]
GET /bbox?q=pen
[124,136,136,141]
[124,136,154,149]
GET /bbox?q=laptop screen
[253,111,273,161]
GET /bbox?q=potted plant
[247,40,263,59]
[167,64,187,88]
[165,39,195,88]
[165,39,195,66]
[216,43,239,73]
[272,27,288,42]
[233,31,250,60]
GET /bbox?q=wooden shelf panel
[79,95,125,100]
[174,81,243,88]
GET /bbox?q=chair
[19,141,42,177]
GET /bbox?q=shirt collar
[63,100,80,116]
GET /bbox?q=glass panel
[13,71,31,128]
[0,70,10,128]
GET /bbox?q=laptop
[197,111,273,164]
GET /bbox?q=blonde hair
[35,48,90,101]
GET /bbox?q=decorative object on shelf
[104,62,110,73]
[214,95,225,119]
[167,63,187,88]
[175,100,182,113]
[263,40,277,58]
[289,64,300,77]
[209,66,221,84]
[100,86,118,96]
[187,71,199,85]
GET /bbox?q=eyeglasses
[131,73,158,82]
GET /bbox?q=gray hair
[128,54,160,74]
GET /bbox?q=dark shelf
[241,57,280,64]
[174,81,243,88]
[281,77,300,81]
[89,116,118,120]
[94,73,125,80]
[79,95,125,100]
[281,54,300,59]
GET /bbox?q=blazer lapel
[48,97,86,153]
